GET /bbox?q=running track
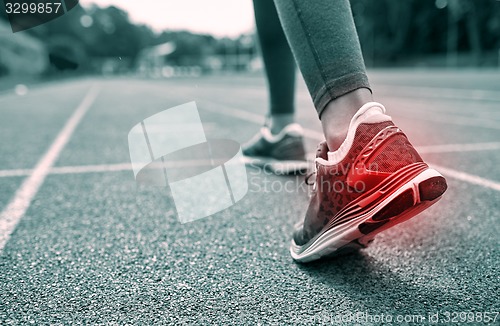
[1,70,499,324]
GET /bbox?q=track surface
[1,70,499,324]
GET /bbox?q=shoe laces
[305,171,316,186]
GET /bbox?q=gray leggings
[253,0,371,118]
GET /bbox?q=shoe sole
[290,163,447,262]
[243,156,311,175]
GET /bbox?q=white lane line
[416,142,500,154]
[0,85,100,252]
[2,161,500,192]
[392,111,500,130]
[4,160,500,192]
[50,163,131,175]
[0,164,132,178]
[201,99,265,124]
[2,161,500,194]
[201,100,325,141]
[430,164,500,192]
[0,140,498,178]
[0,169,33,178]
[376,85,500,102]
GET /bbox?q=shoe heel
[419,176,447,201]
[359,171,447,237]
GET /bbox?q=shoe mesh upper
[370,136,423,173]
[338,121,395,166]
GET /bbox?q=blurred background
[1,0,500,88]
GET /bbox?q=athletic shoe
[290,102,447,262]
[242,123,309,174]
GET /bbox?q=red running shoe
[290,102,447,262]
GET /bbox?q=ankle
[320,88,373,151]
[269,113,294,134]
